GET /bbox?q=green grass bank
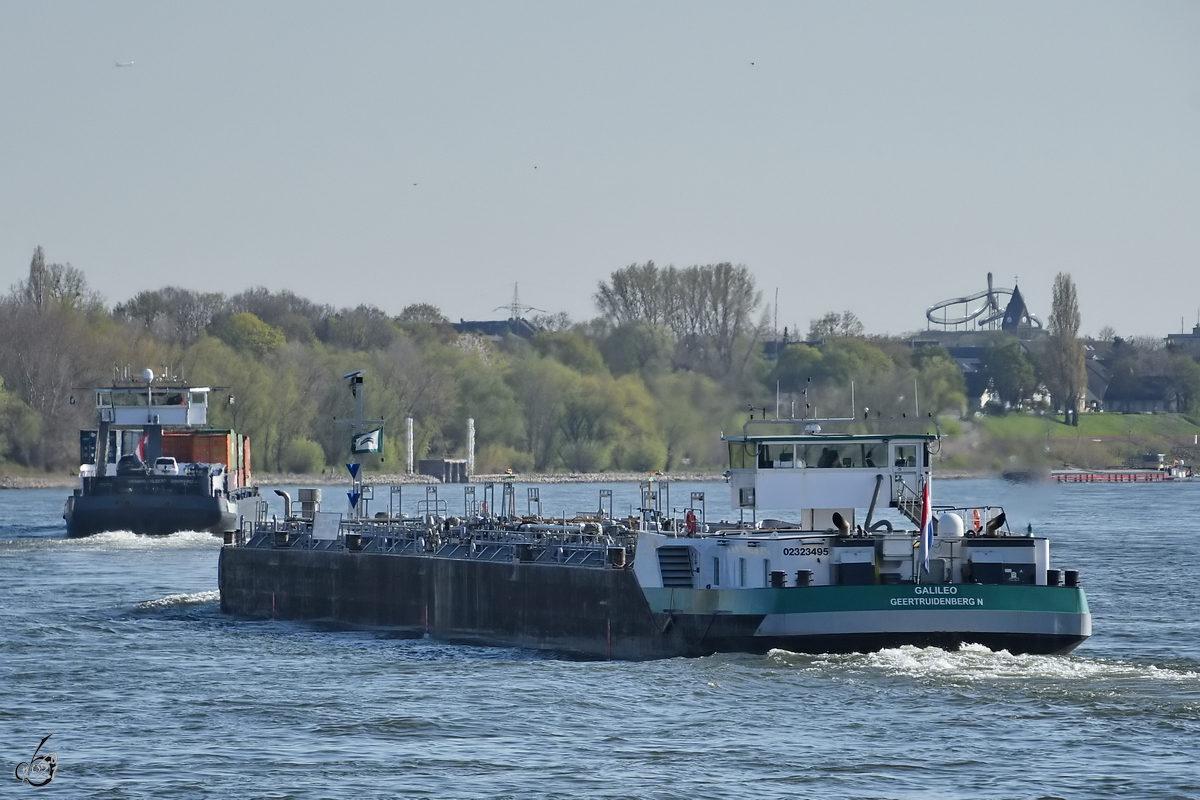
[938,411,1200,474]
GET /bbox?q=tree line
[7,249,1150,475]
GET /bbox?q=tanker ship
[64,369,258,537]
[217,372,1090,659]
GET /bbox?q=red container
[161,431,195,462]
[193,432,234,471]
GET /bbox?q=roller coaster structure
[925,273,1041,331]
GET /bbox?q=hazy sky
[3,2,1199,337]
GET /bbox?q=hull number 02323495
[782,547,829,557]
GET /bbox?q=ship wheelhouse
[620,416,1058,594]
[96,385,211,427]
[724,418,935,531]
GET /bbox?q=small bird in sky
[115,61,134,67]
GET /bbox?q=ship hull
[64,485,260,537]
[218,546,1090,660]
[66,494,236,537]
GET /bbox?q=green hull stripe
[642,584,1089,616]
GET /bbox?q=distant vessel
[1053,455,1193,483]
[64,369,258,537]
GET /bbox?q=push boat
[1053,458,1193,483]
[218,374,1090,659]
[64,369,259,537]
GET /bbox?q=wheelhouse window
[861,442,885,468]
[728,442,754,470]
[734,440,892,469]
[151,390,186,406]
[758,443,794,468]
[894,444,919,468]
[801,444,857,468]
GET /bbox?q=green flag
[351,427,383,454]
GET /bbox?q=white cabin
[96,384,211,427]
[724,420,933,530]
[630,418,1051,590]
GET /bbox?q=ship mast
[335,371,383,519]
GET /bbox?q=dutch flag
[918,476,933,576]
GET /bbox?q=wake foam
[136,590,221,611]
[768,643,1200,683]
[69,530,222,550]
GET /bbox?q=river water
[2,478,1198,799]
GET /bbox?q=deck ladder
[657,546,695,588]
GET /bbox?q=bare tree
[114,286,228,345]
[529,311,571,332]
[113,290,169,329]
[594,261,762,376]
[808,311,865,340]
[12,246,103,314]
[594,261,670,327]
[693,262,762,371]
